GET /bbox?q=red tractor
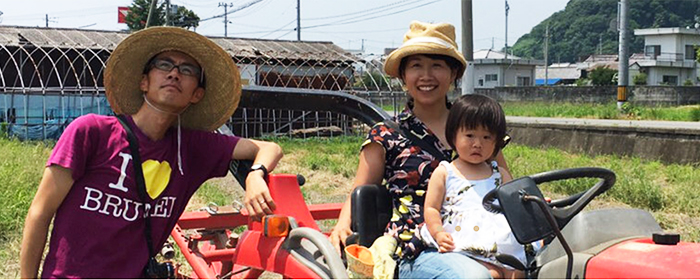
[167,88,700,278]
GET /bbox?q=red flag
[118,7,129,23]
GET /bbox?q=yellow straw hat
[104,26,241,131]
[383,21,467,79]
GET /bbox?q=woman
[329,21,510,278]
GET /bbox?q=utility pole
[165,0,171,26]
[544,23,549,86]
[296,0,301,41]
[146,0,157,28]
[219,2,233,37]
[45,14,57,27]
[461,0,475,95]
[504,0,509,60]
[617,0,629,109]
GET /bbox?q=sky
[0,0,569,55]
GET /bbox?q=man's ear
[190,87,205,104]
[139,74,149,92]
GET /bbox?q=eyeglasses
[150,59,202,79]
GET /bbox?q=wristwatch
[250,163,268,178]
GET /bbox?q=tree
[125,0,200,31]
[589,66,617,86]
[512,0,700,62]
[172,6,200,30]
[125,0,164,31]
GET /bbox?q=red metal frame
[170,174,343,279]
[585,238,700,279]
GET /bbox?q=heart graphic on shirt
[142,160,172,199]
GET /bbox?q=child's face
[454,126,496,165]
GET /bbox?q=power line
[302,0,443,30]
[302,0,420,21]
[303,27,406,34]
[258,19,296,38]
[200,0,263,22]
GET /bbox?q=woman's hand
[435,231,454,253]
[243,171,276,220]
[329,223,353,254]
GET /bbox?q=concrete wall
[475,85,700,106]
[507,118,700,165]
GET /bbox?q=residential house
[535,63,582,85]
[472,49,543,88]
[632,27,700,85]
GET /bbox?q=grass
[0,138,53,238]
[500,102,700,121]
[2,134,700,277]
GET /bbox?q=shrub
[633,73,647,85]
[589,66,617,86]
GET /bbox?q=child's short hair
[445,94,507,158]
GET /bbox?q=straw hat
[383,21,467,79]
[105,27,241,131]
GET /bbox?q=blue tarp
[535,78,562,85]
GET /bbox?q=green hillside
[511,0,700,62]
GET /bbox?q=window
[645,45,660,59]
[478,79,484,86]
[662,75,678,85]
[485,74,498,82]
[517,76,531,86]
[685,45,697,60]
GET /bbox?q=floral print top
[362,108,453,260]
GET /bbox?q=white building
[633,27,700,85]
[473,49,543,88]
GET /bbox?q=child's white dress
[420,160,538,268]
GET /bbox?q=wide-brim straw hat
[105,26,241,131]
[384,21,467,79]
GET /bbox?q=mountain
[511,0,700,63]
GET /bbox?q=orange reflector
[263,215,290,237]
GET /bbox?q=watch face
[250,164,268,177]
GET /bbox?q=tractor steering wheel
[483,167,616,240]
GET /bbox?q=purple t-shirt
[41,114,239,278]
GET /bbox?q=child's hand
[435,231,454,253]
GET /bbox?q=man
[20,27,281,278]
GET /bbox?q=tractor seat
[348,185,392,247]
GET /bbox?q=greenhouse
[0,25,398,140]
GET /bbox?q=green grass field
[500,102,700,121]
[2,101,699,277]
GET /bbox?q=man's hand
[435,231,454,253]
[243,171,276,220]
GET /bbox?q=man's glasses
[150,59,202,80]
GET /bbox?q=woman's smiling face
[401,54,457,107]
